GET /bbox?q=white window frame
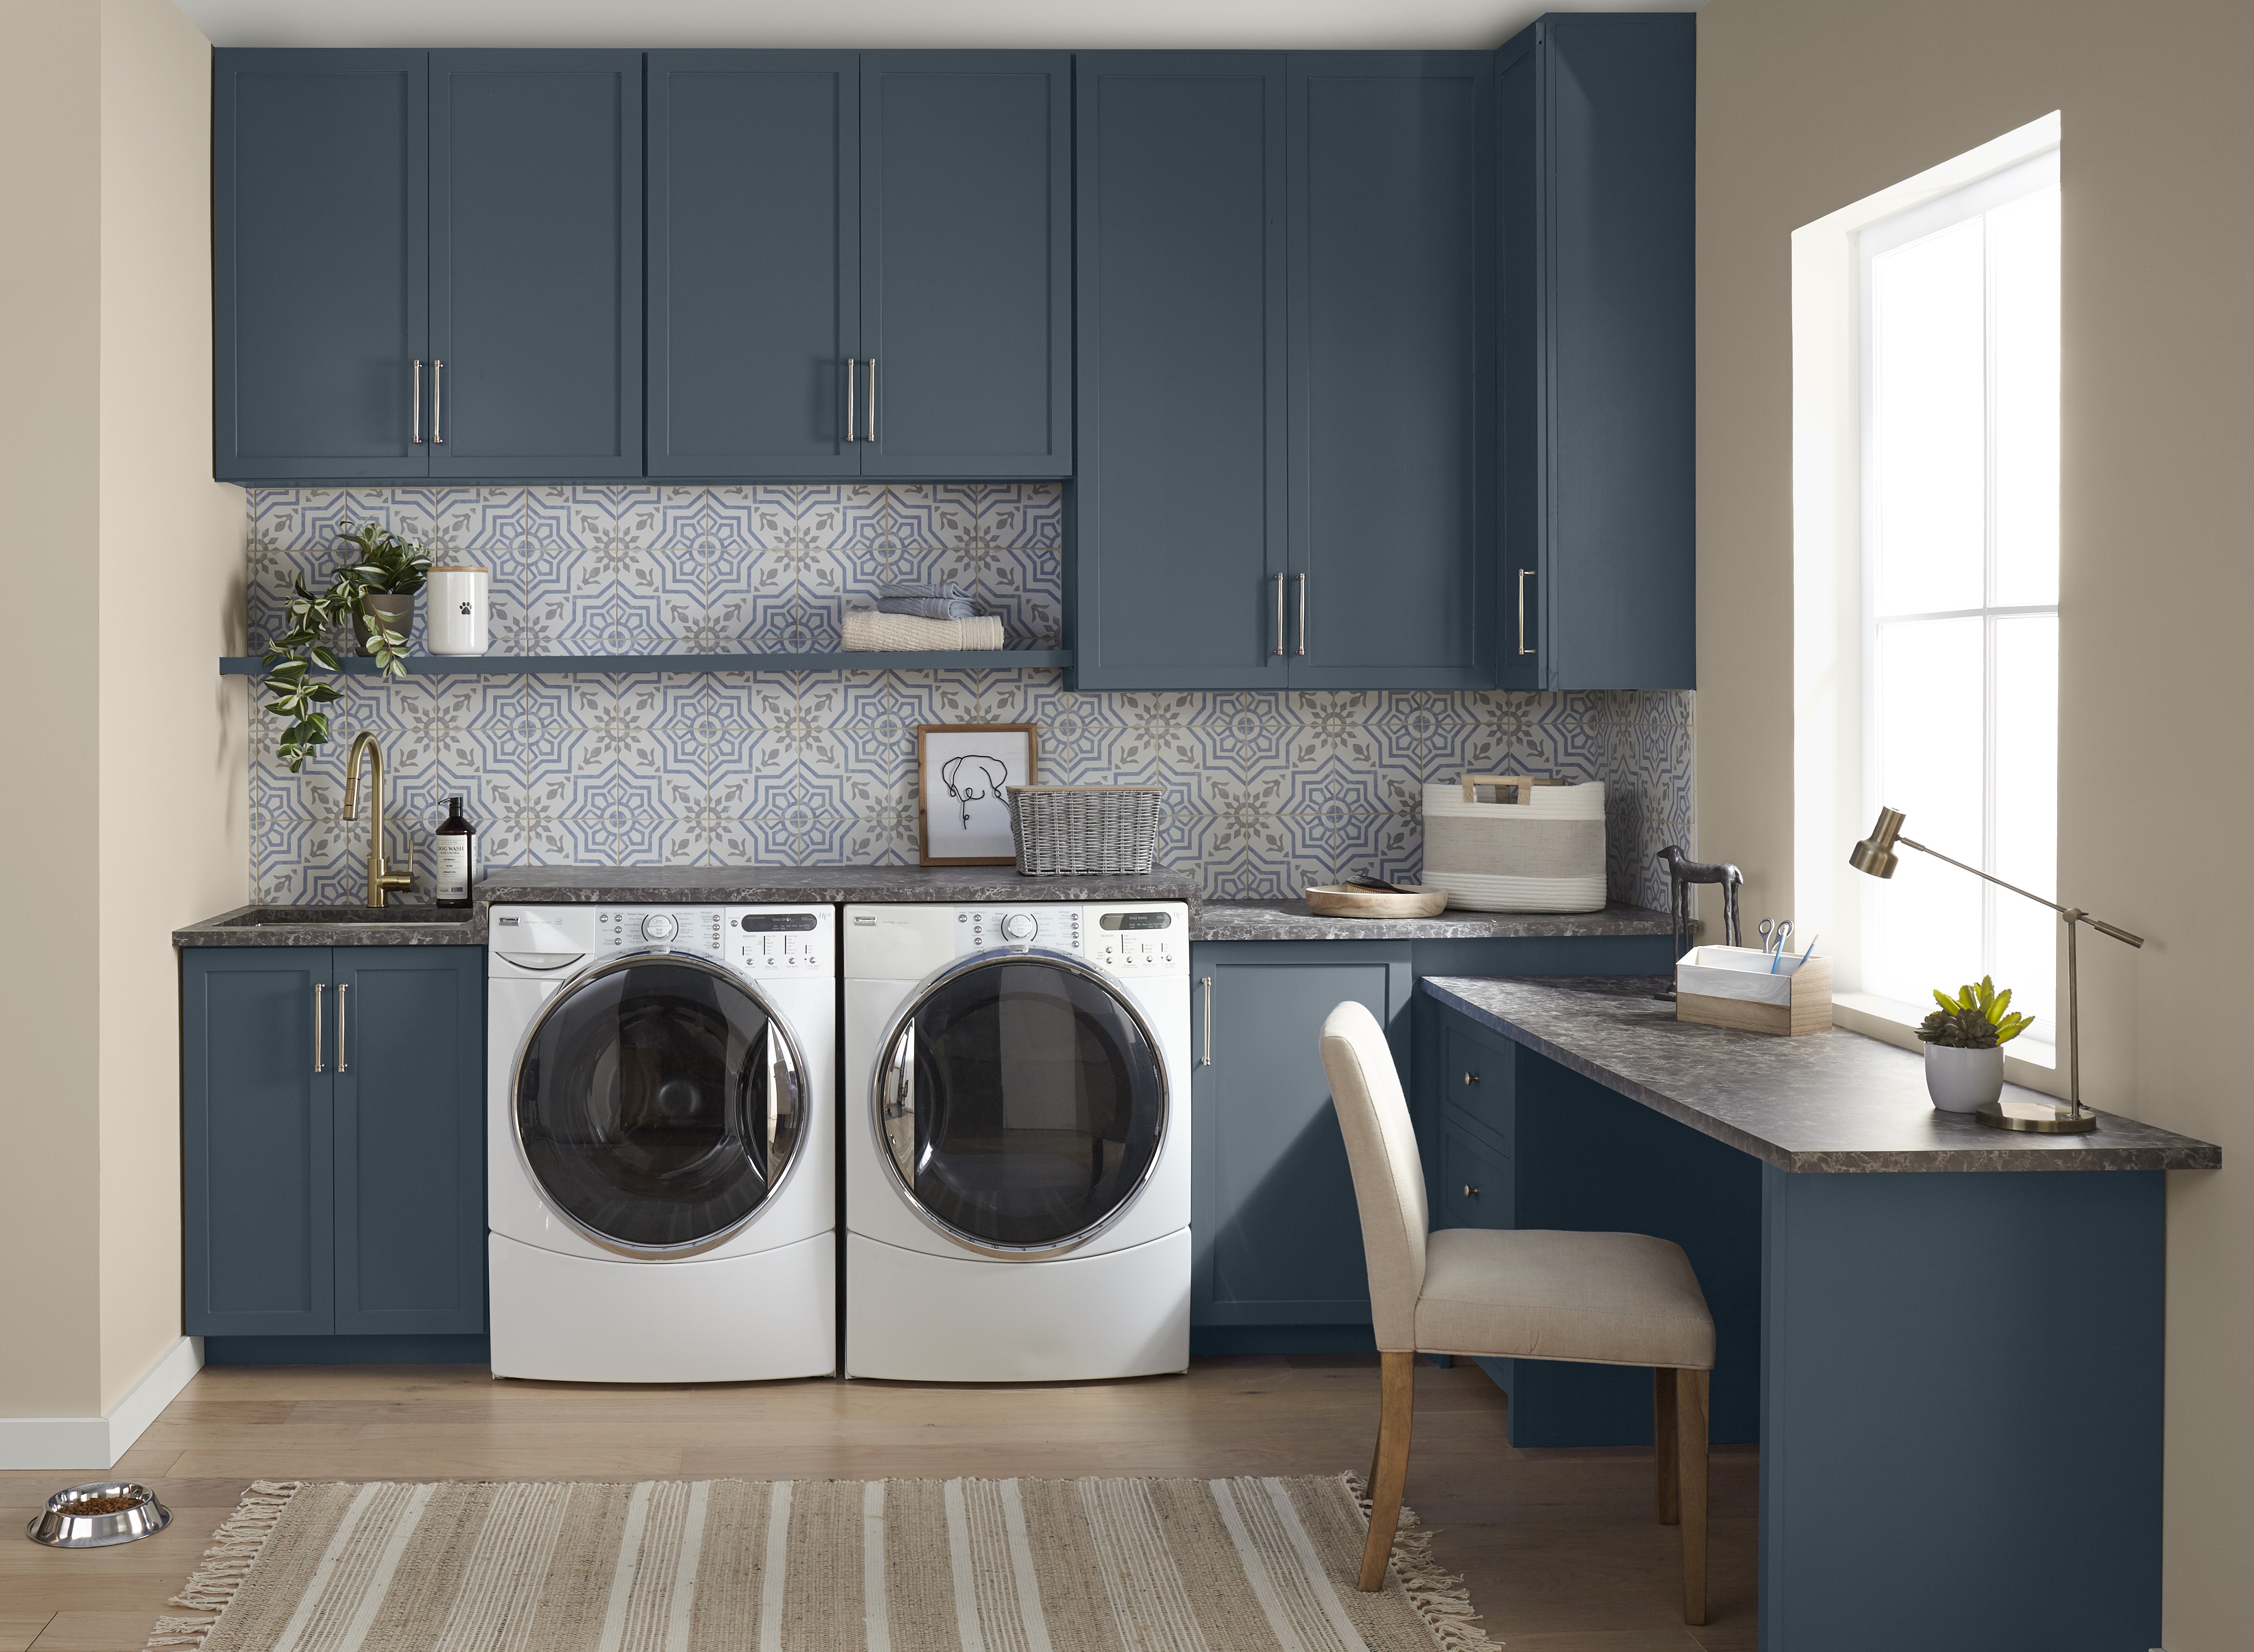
[1857,149,2060,1041]
[1789,112,2066,1089]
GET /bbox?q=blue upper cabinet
[859,53,1073,479]
[1497,16,1695,691]
[646,52,861,478]
[1071,53,1287,690]
[213,52,428,482]
[429,52,642,479]
[1286,53,1497,690]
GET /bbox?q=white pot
[1924,1043,2005,1113]
[426,565,490,656]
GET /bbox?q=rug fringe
[1343,1471,1506,1651]
[146,1479,305,1651]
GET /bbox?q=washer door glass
[880,956,1165,1250]
[517,956,803,1250]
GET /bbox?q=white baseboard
[0,1335,203,1470]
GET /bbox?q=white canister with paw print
[427,565,490,655]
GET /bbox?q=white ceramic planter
[1923,1043,2005,1113]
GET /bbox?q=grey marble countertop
[1192,898,1677,942]
[176,865,1204,946]
[1424,974,2222,1174]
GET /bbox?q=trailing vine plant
[260,522,432,772]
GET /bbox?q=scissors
[1757,918,1793,957]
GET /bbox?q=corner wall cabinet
[1496,15,1695,690]
[646,51,1071,480]
[214,51,641,484]
[181,946,486,1338]
[1071,53,1496,691]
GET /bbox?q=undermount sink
[217,906,468,927]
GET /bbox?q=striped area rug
[148,1475,1493,1652]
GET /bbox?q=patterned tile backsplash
[246,485,1694,910]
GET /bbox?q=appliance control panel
[727,906,833,975]
[956,905,1084,957]
[589,907,730,958]
[1085,903,1188,977]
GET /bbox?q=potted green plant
[1915,976,2035,1112]
[259,522,432,773]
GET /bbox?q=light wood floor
[1,1356,1755,1652]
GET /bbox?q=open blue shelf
[218,650,1073,677]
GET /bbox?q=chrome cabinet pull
[1516,568,1534,656]
[337,983,349,1071]
[411,360,424,444]
[1295,573,1307,657]
[867,357,878,443]
[432,359,445,444]
[846,359,858,442]
[1271,574,1284,657]
[1200,976,1214,1066]
[312,984,325,1074]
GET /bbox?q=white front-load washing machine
[843,901,1191,1382]
[487,904,835,1382]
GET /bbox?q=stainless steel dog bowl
[25,1481,171,1547]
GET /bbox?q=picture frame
[916,724,1040,866]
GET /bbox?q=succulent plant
[1916,975,2035,1049]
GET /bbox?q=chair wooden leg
[1678,1366,1709,1626]
[1653,1367,1680,1525]
[1358,1351,1416,1591]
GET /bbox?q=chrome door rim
[869,946,1171,1261]
[510,948,809,1259]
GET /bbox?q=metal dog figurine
[1655,845,1743,958]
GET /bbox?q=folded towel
[875,581,978,620]
[842,607,1006,651]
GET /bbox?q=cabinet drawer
[1442,1022,1515,1153]
[1438,1117,1513,1230]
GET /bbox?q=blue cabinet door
[182,949,336,1335]
[1497,16,1695,691]
[859,52,1072,478]
[213,51,428,482]
[647,52,862,479]
[429,51,642,479]
[1070,53,1288,690]
[1189,943,1413,1342]
[1285,53,1496,689]
[332,948,486,1335]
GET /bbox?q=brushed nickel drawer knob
[1463,1071,1479,1085]
[1463,1184,1479,1197]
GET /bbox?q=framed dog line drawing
[916,724,1039,866]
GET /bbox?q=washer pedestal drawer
[490,1231,835,1383]
[845,1228,1189,1382]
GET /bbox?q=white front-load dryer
[843,902,1190,1382]
[488,904,835,1382]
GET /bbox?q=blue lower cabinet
[1188,943,1413,1352]
[182,946,486,1347]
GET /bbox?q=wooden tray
[1303,884,1450,920]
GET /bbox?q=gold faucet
[341,732,414,908]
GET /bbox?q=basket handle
[1461,773,1565,804]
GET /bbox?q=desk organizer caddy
[1675,945,1834,1036]
[1419,774,1607,912]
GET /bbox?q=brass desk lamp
[1849,807,2144,1133]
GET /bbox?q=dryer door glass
[883,957,1165,1250]
[516,956,804,1250]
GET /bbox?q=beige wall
[0,0,243,1429]
[1696,0,2253,1644]
[96,0,247,1413]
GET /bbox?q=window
[1858,150,2060,1037]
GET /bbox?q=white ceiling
[177,0,1703,53]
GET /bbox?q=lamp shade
[1849,807,1906,878]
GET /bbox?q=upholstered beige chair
[1320,1001,1716,1624]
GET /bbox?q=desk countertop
[1423,973,2221,1174]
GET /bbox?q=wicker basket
[1006,785,1161,876]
